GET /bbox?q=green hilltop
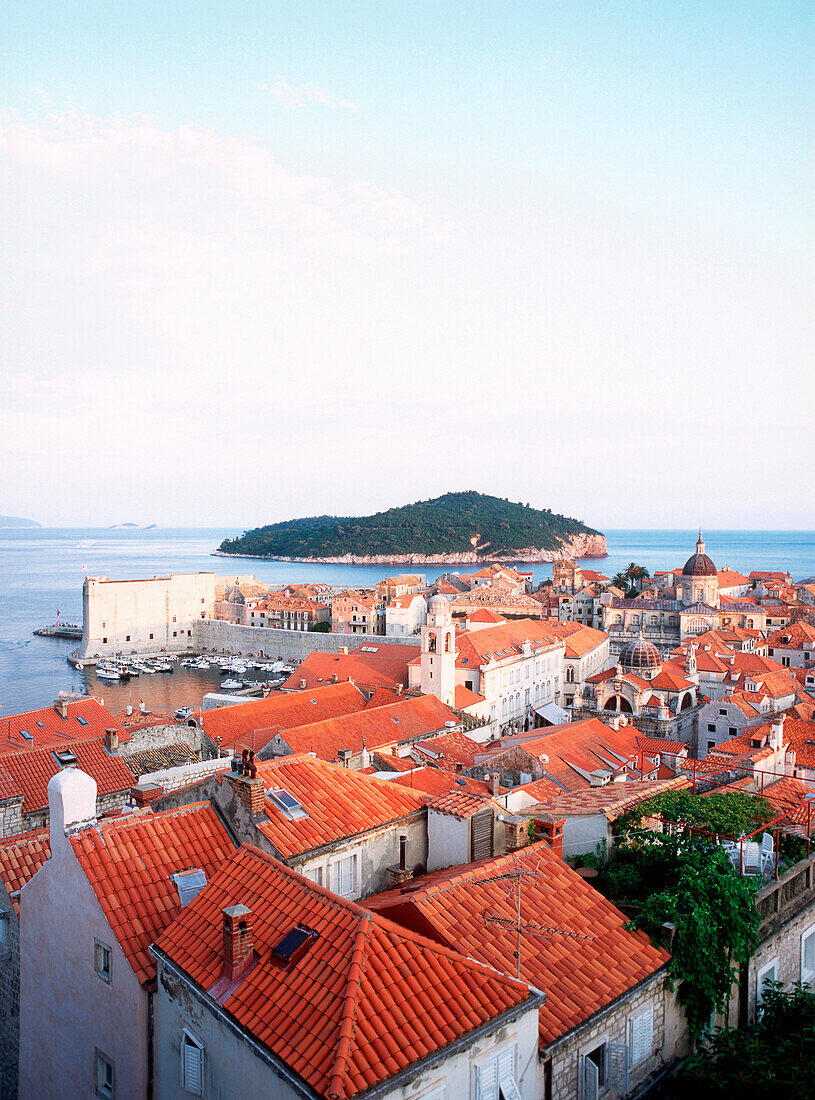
[218,491,601,561]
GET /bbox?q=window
[757,957,778,1007]
[181,1030,204,1096]
[802,928,815,986]
[333,854,357,898]
[707,740,716,752]
[629,1006,653,1065]
[149,633,154,640]
[94,940,112,984]
[707,724,716,732]
[94,1050,115,1099]
[475,1046,521,1100]
[0,912,8,949]
[719,709,727,716]
[304,865,324,886]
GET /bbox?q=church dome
[682,532,717,577]
[619,634,662,672]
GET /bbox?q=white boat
[220,678,243,691]
[97,666,121,681]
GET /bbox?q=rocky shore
[213,531,608,565]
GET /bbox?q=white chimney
[48,767,97,850]
[770,715,785,751]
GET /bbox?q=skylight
[272,924,318,964]
[20,730,33,742]
[267,788,306,816]
[171,868,208,908]
[53,749,78,767]
[36,721,45,728]
[76,716,88,727]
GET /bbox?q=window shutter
[630,1006,653,1065]
[582,1056,599,1100]
[497,1047,522,1100]
[471,810,494,860]
[476,1058,499,1100]
[608,1042,629,1091]
[183,1035,203,1096]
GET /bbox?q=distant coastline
[0,514,40,528]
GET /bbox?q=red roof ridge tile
[328,913,372,1100]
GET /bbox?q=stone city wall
[194,619,415,661]
[138,757,228,793]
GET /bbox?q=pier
[34,623,83,640]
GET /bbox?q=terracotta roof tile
[364,841,668,1047]
[282,648,418,693]
[156,846,537,1098]
[411,731,484,768]
[0,699,127,757]
[71,802,236,985]
[0,828,50,915]
[251,756,426,858]
[201,682,368,754]
[0,740,136,816]
[391,767,496,799]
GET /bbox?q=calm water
[1,527,813,717]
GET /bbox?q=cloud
[257,79,358,111]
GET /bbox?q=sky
[1,1,813,529]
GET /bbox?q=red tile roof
[454,684,487,708]
[155,845,538,1099]
[466,609,507,624]
[527,777,691,820]
[279,695,460,763]
[766,621,815,649]
[0,741,136,816]
[426,789,499,818]
[391,767,496,799]
[411,731,484,768]
[200,682,368,753]
[0,828,50,915]
[455,619,563,670]
[634,736,688,756]
[71,802,236,986]
[365,841,668,1047]
[281,648,418,693]
[0,699,127,757]
[250,756,427,858]
[543,622,608,658]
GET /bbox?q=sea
[1,527,813,718]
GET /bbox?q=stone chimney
[225,769,266,818]
[222,904,254,981]
[48,767,97,850]
[104,728,119,754]
[490,773,500,797]
[503,814,530,853]
[53,699,70,720]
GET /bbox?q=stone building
[570,635,703,746]
[330,590,385,635]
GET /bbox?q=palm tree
[611,572,629,593]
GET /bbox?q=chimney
[299,678,307,690]
[331,673,339,683]
[225,767,266,818]
[54,699,69,720]
[386,833,413,887]
[535,816,564,859]
[770,714,785,750]
[490,773,500,797]
[339,646,348,655]
[48,766,97,849]
[455,761,463,773]
[130,781,164,807]
[105,728,119,754]
[222,904,254,981]
[503,814,530,853]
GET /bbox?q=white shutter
[629,1006,653,1065]
[582,1056,599,1100]
[497,1046,522,1100]
[476,1058,499,1100]
[182,1033,204,1096]
[802,929,815,984]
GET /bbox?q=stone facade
[1,789,129,841]
[194,618,413,660]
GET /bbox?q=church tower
[420,594,456,707]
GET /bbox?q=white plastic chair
[760,832,775,875]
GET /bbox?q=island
[215,491,607,564]
[0,514,41,528]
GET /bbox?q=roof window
[76,716,88,727]
[53,749,78,767]
[36,721,45,728]
[267,788,307,817]
[272,924,318,965]
[20,729,33,742]
[171,868,208,908]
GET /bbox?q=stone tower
[420,594,456,707]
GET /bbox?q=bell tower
[421,595,456,707]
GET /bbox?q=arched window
[445,632,452,653]
[604,696,618,711]
[427,632,436,653]
[565,667,575,683]
[620,697,633,713]
[680,692,693,712]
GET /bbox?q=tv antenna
[475,854,595,979]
